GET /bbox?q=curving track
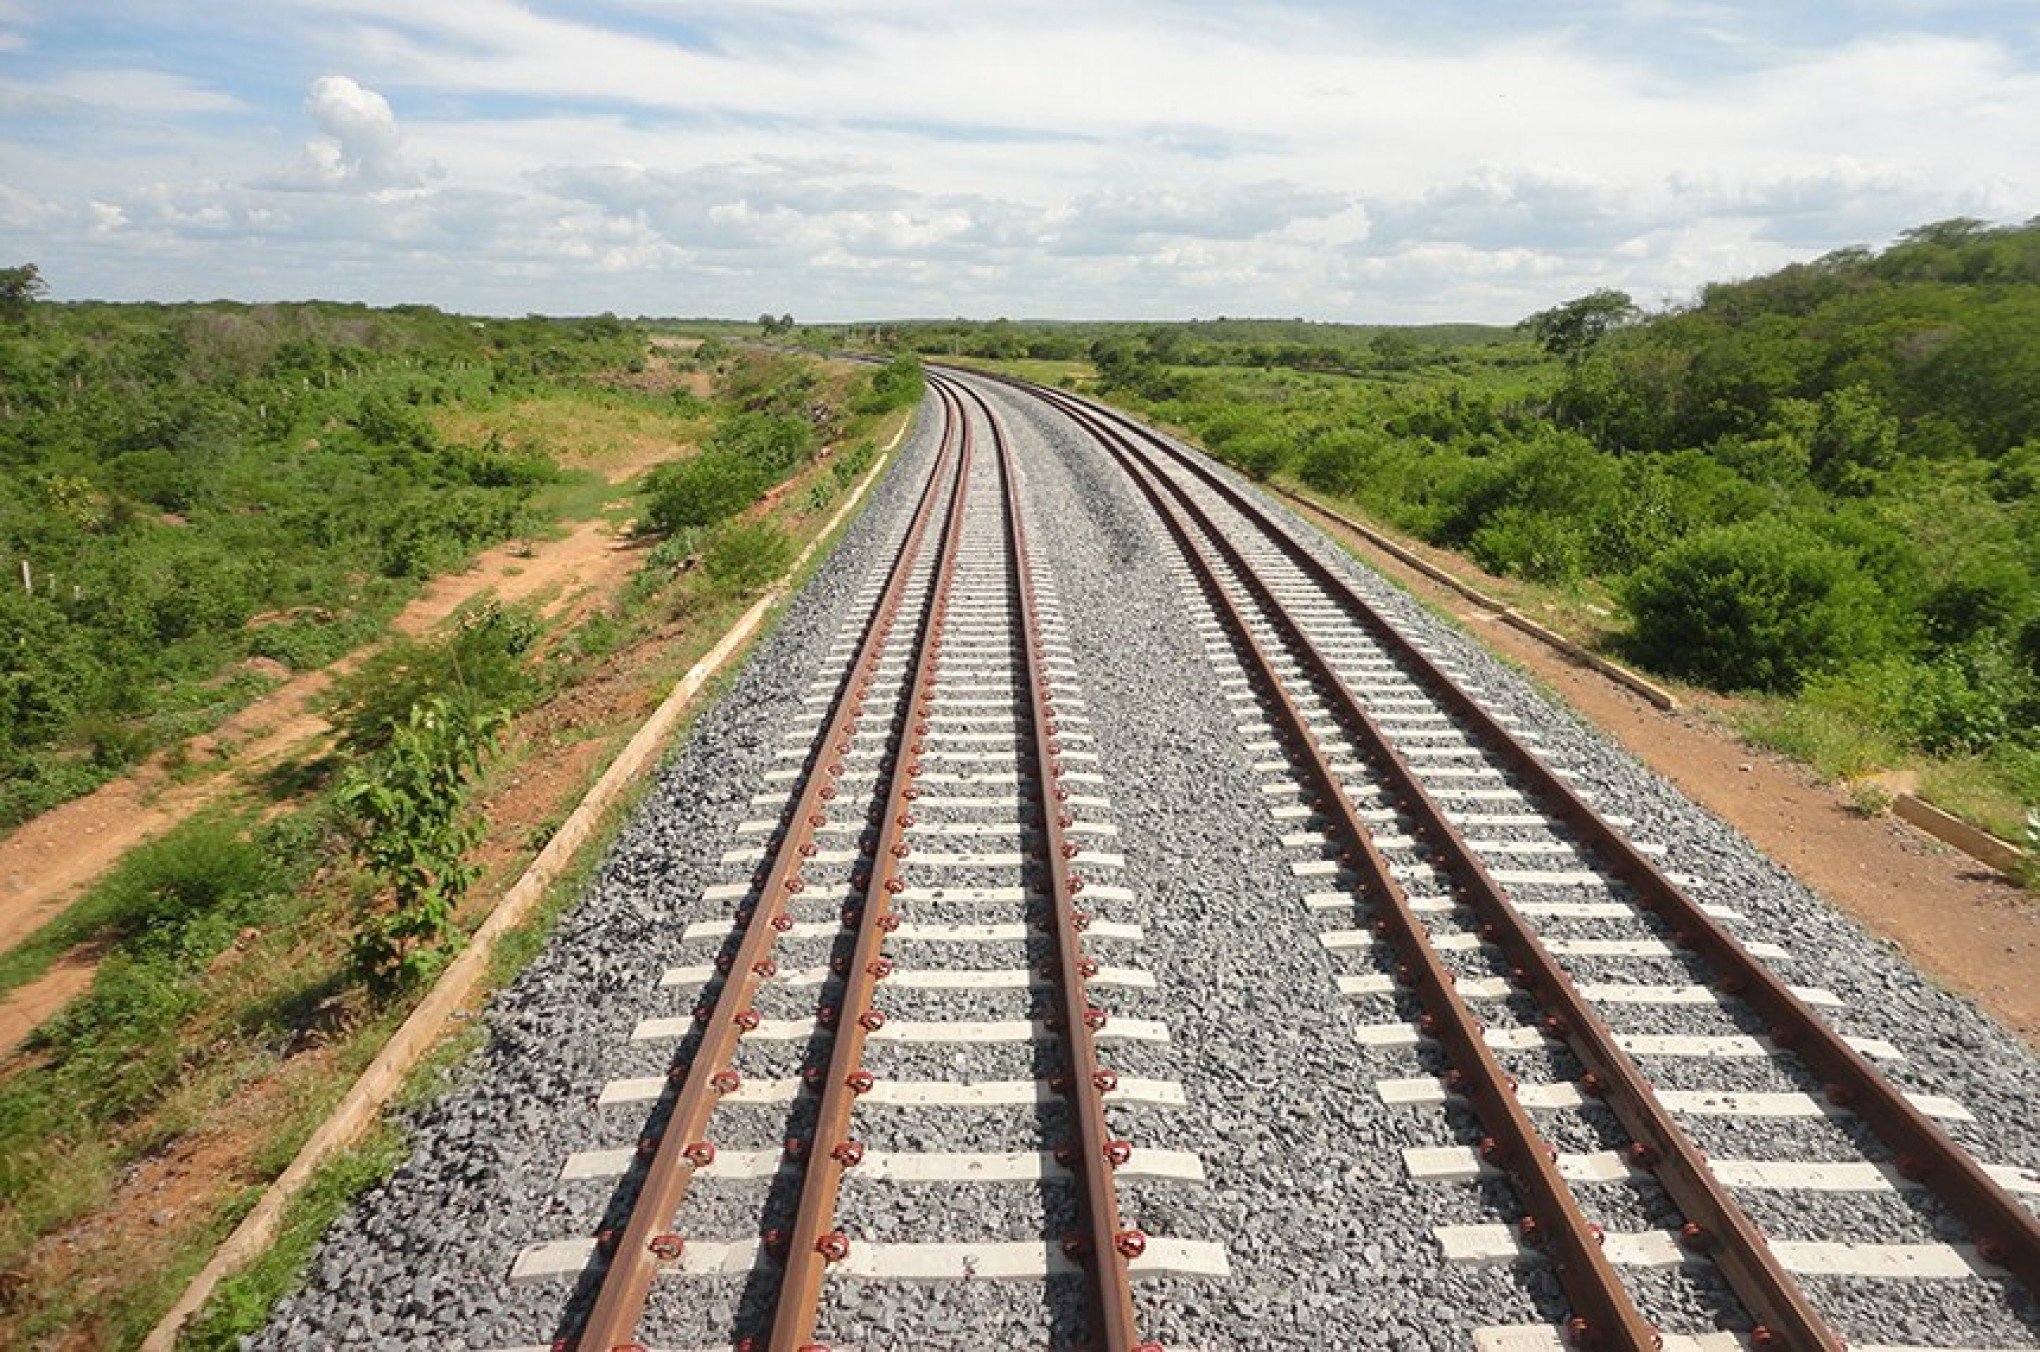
[254,367,2040,1352]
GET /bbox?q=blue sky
[0,1,2033,322]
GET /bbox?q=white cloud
[272,75,421,189]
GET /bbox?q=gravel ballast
[251,375,2040,1352]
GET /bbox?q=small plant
[701,521,793,595]
[2018,809,2040,890]
[337,696,504,992]
[1846,779,1895,817]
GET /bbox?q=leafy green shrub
[1889,642,2033,754]
[1225,431,1291,481]
[1469,507,1592,583]
[338,696,502,992]
[701,521,793,594]
[855,354,925,413]
[327,601,539,756]
[642,448,772,532]
[1624,520,1893,692]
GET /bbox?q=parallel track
[976,369,2040,1350]
[489,367,2037,1352]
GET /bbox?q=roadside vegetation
[0,292,915,1347]
[828,218,2040,853]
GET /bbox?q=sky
[0,1,2033,323]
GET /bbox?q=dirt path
[1290,497,2040,1046]
[0,518,646,1053]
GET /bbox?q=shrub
[338,696,502,992]
[701,521,793,595]
[1623,520,1892,692]
[327,601,539,756]
[1469,507,1592,583]
[642,448,772,532]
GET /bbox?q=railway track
[260,366,2040,1352]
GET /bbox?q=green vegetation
[337,697,504,990]
[0,309,918,1343]
[0,296,647,827]
[866,218,2040,848]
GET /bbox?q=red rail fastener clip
[1083,1006,1109,1031]
[710,1068,741,1094]
[1092,1068,1120,1093]
[799,843,819,859]
[816,1230,851,1263]
[847,1069,876,1094]
[858,1009,887,1032]
[1749,1328,1779,1350]
[1114,1229,1148,1259]
[1478,1137,1504,1164]
[784,876,805,894]
[683,1141,716,1168]
[648,1233,685,1261]
[883,875,905,894]
[1978,1236,2011,1267]
[1077,957,1100,978]
[1563,1316,1597,1348]
[784,1137,808,1159]
[1542,1015,1569,1040]
[1060,842,1082,859]
[1067,875,1087,895]
[1104,1139,1134,1167]
[817,1003,839,1028]
[1518,1215,1542,1246]
[734,1009,762,1032]
[878,913,901,933]
[636,1136,659,1158]
[752,957,777,978]
[1579,1072,1608,1098]
[1823,1081,1855,1107]
[867,957,894,980]
[1061,1233,1090,1261]
[832,1139,866,1168]
[1894,1153,1929,1182]
[762,1227,790,1259]
[1678,1222,1713,1252]
[1628,1142,1660,1169]
[1072,910,1093,932]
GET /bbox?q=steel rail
[1015,378,1838,1349]
[989,378,1661,1347]
[952,373,1149,1352]
[1035,375,2040,1304]
[573,389,967,1352]
[764,378,978,1350]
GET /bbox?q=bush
[701,521,793,594]
[1624,520,1893,692]
[642,448,772,532]
[327,601,539,756]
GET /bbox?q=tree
[1521,288,1639,365]
[0,263,45,324]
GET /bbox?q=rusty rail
[763,379,977,1348]
[571,386,967,1352]
[980,364,2040,1342]
[1022,382,1662,1348]
[1060,379,2040,1302]
[955,374,1148,1351]
[758,373,1145,1349]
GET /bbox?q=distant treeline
[895,219,2039,819]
